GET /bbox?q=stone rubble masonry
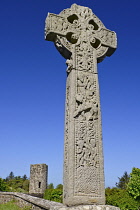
[0,192,120,210]
[0,192,63,210]
[45,3,117,207]
[29,164,48,198]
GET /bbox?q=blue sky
[0,0,140,188]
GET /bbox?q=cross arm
[96,28,117,56]
[45,13,76,42]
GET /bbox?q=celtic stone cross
[45,4,117,206]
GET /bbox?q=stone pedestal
[59,205,120,210]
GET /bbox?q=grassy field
[0,201,31,210]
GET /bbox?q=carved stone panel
[74,71,101,196]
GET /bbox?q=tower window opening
[39,182,41,188]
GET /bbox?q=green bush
[56,184,63,190]
[0,178,8,192]
[43,189,63,203]
[106,188,140,210]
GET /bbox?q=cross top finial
[45,4,117,62]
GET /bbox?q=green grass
[0,201,31,210]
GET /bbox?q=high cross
[45,4,117,207]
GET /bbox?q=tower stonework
[45,4,117,207]
[29,164,48,197]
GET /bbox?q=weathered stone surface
[59,206,120,210]
[0,192,120,210]
[29,164,48,197]
[0,192,64,210]
[45,4,117,207]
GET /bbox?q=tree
[56,184,63,190]
[48,183,54,189]
[9,171,14,180]
[116,171,130,189]
[22,174,27,180]
[127,167,140,200]
[6,171,15,181]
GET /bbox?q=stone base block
[59,205,120,210]
[29,193,43,198]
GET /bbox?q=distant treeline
[0,171,29,193]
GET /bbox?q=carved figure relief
[66,57,73,74]
[74,72,98,120]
